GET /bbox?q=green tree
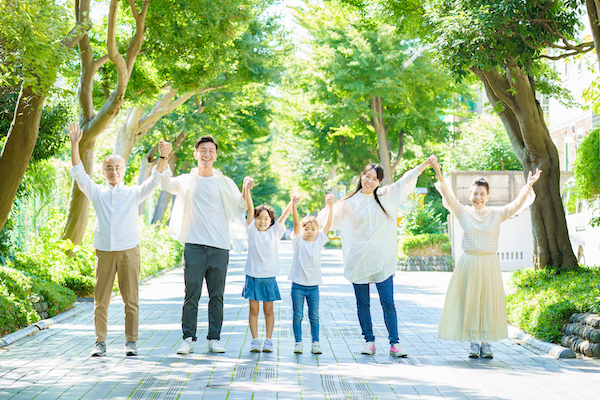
[0,0,83,232]
[443,113,521,172]
[291,3,464,184]
[424,0,593,270]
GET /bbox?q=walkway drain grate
[393,355,432,366]
[130,378,185,400]
[321,374,375,399]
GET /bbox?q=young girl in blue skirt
[242,178,297,352]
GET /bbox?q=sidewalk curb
[0,306,86,348]
[509,325,576,359]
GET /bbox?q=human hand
[428,155,440,170]
[158,140,172,158]
[243,176,255,190]
[527,168,542,188]
[325,193,334,207]
[292,194,301,205]
[67,122,83,145]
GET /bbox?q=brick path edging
[0,305,86,348]
[508,325,576,359]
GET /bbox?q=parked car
[562,178,600,266]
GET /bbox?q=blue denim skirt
[242,275,281,302]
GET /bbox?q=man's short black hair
[195,136,218,151]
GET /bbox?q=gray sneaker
[480,342,493,359]
[262,339,274,353]
[91,342,106,357]
[469,342,480,358]
[124,341,137,356]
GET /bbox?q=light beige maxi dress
[435,181,536,342]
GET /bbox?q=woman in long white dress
[430,156,541,359]
[320,159,432,357]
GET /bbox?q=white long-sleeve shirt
[319,168,421,284]
[435,181,536,254]
[70,161,165,251]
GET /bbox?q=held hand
[158,140,172,158]
[325,193,334,207]
[429,155,440,171]
[527,168,542,187]
[68,122,83,145]
[243,176,255,190]
[292,194,301,205]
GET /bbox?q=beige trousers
[93,246,141,343]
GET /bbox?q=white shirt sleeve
[273,221,286,239]
[316,230,329,247]
[318,199,348,232]
[69,162,100,200]
[137,165,169,203]
[158,165,182,194]
[434,181,467,217]
[382,168,421,203]
[499,185,536,222]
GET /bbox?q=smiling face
[360,167,382,195]
[194,141,218,169]
[301,220,319,242]
[469,185,490,209]
[255,210,273,231]
[101,155,126,186]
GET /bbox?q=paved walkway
[1,242,599,400]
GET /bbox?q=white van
[562,178,600,266]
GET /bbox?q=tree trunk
[473,64,578,271]
[0,85,45,231]
[151,190,172,225]
[137,145,158,215]
[586,0,600,69]
[370,97,394,185]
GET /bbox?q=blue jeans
[291,282,319,342]
[352,275,399,345]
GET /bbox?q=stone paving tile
[1,241,600,399]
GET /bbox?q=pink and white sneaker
[360,342,376,355]
[389,343,408,358]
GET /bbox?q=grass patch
[506,266,600,343]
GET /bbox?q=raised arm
[244,176,255,226]
[292,194,301,236]
[499,169,541,222]
[278,197,295,225]
[322,194,334,234]
[68,122,83,166]
[431,155,466,217]
[156,140,172,173]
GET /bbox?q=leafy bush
[0,265,75,336]
[401,233,450,256]
[506,266,600,343]
[573,128,600,201]
[401,196,445,235]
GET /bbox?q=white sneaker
[177,338,194,355]
[469,342,480,358]
[360,341,376,355]
[311,342,322,354]
[294,342,303,354]
[250,339,261,353]
[208,339,226,353]
[480,342,493,359]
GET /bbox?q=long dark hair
[342,163,392,220]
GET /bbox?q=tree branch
[472,67,516,110]
[384,117,395,137]
[391,128,405,172]
[359,116,373,127]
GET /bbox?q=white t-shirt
[185,175,230,250]
[244,220,286,278]
[288,231,329,286]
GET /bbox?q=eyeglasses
[104,166,123,172]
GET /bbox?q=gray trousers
[182,243,229,341]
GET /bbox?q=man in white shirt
[68,122,171,357]
[158,136,250,355]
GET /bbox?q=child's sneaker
[360,341,376,355]
[469,342,480,358]
[311,342,322,354]
[250,339,261,353]
[262,338,274,353]
[294,342,303,354]
[389,343,407,358]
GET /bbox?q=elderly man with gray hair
[68,122,171,357]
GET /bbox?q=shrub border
[0,305,85,347]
